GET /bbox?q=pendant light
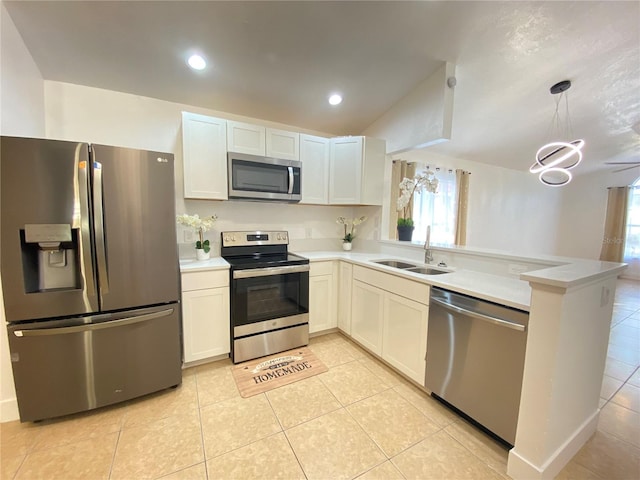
[530,80,585,186]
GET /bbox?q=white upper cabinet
[266,128,300,160]
[227,121,300,160]
[181,112,228,200]
[329,136,386,205]
[300,134,330,204]
[227,121,266,156]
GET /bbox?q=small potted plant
[397,171,438,241]
[176,213,218,260]
[336,216,367,251]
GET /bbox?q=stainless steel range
[221,231,309,363]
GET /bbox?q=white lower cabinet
[351,280,384,355]
[337,262,353,334]
[309,261,337,334]
[181,270,230,364]
[350,265,430,383]
[382,292,429,384]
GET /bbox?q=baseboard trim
[1,396,19,423]
[508,410,599,479]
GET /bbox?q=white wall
[0,3,45,136]
[363,62,455,154]
[0,3,47,422]
[556,166,640,278]
[387,149,564,256]
[43,81,379,257]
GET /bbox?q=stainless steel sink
[373,260,419,269]
[406,266,449,275]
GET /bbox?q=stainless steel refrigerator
[1,136,182,422]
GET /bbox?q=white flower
[176,213,218,231]
[177,213,218,247]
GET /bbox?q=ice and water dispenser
[21,224,80,292]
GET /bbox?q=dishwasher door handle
[430,297,526,332]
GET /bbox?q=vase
[342,242,353,251]
[196,248,210,260]
[397,226,415,241]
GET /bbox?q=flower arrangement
[397,170,438,227]
[336,216,367,243]
[176,213,218,253]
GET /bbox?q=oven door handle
[233,264,310,279]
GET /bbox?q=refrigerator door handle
[77,150,97,297]
[13,308,174,337]
[93,161,109,294]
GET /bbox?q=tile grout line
[263,393,309,480]
[107,429,122,480]
[193,369,211,480]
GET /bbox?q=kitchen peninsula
[181,243,626,480]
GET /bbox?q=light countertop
[300,251,532,311]
[179,257,229,272]
[179,248,626,312]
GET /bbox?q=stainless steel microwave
[228,152,301,202]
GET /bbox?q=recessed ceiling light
[187,54,206,70]
[328,94,343,106]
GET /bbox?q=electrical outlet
[184,230,195,243]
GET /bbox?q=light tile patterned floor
[1,279,639,480]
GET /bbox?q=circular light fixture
[531,79,584,186]
[328,94,343,106]
[530,139,585,173]
[187,54,206,70]
[539,167,573,187]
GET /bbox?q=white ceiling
[4,1,640,175]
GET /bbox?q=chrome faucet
[424,225,433,264]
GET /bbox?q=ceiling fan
[605,160,640,173]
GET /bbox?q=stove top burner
[224,252,308,270]
[220,230,309,270]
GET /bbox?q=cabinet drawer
[353,265,429,304]
[182,270,229,291]
[310,261,334,277]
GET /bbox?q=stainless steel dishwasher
[425,287,529,446]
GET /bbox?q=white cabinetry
[266,128,299,160]
[309,261,337,334]
[227,121,266,156]
[383,292,428,384]
[351,265,430,383]
[337,262,353,334]
[181,269,230,364]
[181,112,228,200]
[300,134,330,204]
[329,136,386,205]
[227,121,300,160]
[351,280,385,355]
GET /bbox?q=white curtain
[412,168,457,244]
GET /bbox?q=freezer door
[7,304,182,422]
[91,145,180,311]
[0,137,99,321]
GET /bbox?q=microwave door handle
[92,161,109,294]
[287,166,294,195]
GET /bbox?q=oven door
[232,265,309,334]
[228,152,301,202]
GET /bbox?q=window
[624,178,640,262]
[411,168,457,244]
